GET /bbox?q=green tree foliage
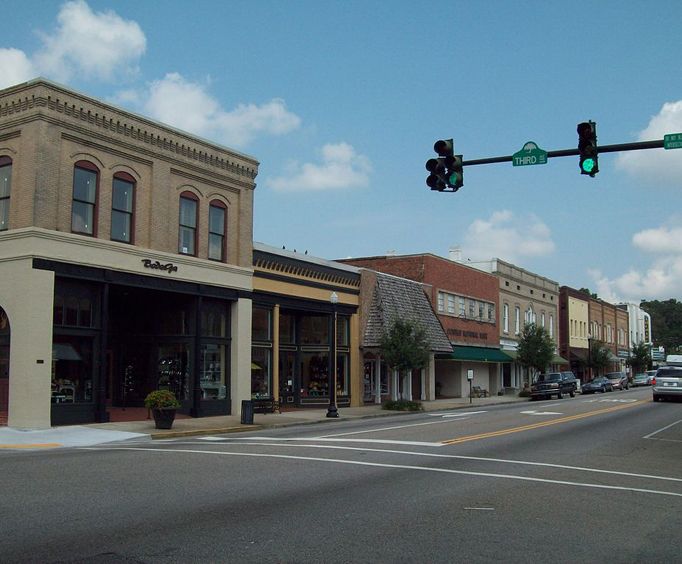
[641,299,682,354]
[516,323,556,381]
[578,287,598,299]
[380,318,430,372]
[627,341,651,373]
[587,339,611,376]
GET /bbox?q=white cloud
[616,100,682,181]
[267,142,372,192]
[0,1,145,87]
[461,210,555,263]
[33,0,146,82]
[589,221,682,301]
[0,48,36,88]
[142,73,301,147]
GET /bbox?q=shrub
[382,399,423,412]
[144,389,181,409]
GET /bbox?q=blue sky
[2,0,682,302]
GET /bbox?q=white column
[231,296,252,416]
[374,357,381,404]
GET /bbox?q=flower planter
[152,408,177,430]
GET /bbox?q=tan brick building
[0,79,257,427]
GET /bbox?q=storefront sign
[141,259,178,274]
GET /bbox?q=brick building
[340,253,509,397]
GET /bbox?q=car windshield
[606,373,621,379]
[657,369,682,378]
[537,374,560,382]
[592,377,606,383]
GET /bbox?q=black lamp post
[327,291,339,418]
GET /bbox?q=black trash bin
[241,399,254,425]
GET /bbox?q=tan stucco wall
[0,257,54,428]
[568,297,589,349]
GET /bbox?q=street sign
[512,141,548,166]
[664,133,682,150]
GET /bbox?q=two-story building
[468,255,563,390]
[340,252,509,397]
[0,78,257,427]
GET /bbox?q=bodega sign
[141,259,178,274]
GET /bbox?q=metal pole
[327,292,339,418]
[462,139,666,167]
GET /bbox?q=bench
[471,386,490,398]
[252,397,281,414]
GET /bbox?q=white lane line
[135,441,682,484]
[83,446,682,498]
[428,411,487,418]
[317,418,469,438]
[644,419,682,440]
[464,507,495,511]
[520,410,563,416]
[197,437,443,447]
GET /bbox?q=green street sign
[512,141,548,166]
[664,133,682,150]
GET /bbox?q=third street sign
[664,133,682,150]
[512,141,548,166]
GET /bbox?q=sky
[1,0,681,304]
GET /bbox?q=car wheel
[570,390,575,398]
[557,391,563,399]
[653,395,660,402]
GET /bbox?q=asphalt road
[1,386,680,563]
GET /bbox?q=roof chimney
[449,246,462,262]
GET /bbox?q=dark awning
[52,343,81,361]
[437,346,513,363]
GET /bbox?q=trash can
[241,399,254,425]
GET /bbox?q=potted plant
[144,389,181,429]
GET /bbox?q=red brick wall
[341,255,500,347]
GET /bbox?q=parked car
[581,376,613,394]
[652,366,682,402]
[632,373,653,387]
[605,371,629,390]
[530,372,577,400]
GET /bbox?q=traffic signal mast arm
[461,138,665,167]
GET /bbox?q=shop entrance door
[279,349,297,406]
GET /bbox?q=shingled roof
[363,271,452,353]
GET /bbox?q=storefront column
[374,357,381,404]
[231,296,252,416]
[0,259,54,428]
[273,304,280,402]
[95,283,110,423]
[191,295,203,417]
[426,353,436,400]
[392,369,399,400]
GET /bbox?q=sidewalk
[0,394,527,449]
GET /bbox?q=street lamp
[327,291,339,418]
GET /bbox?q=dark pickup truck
[530,372,577,400]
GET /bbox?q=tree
[641,299,682,355]
[587,339,611,377]
[627,341,651,374]
[380,318,430,373]
[579,287,598,299]
[516,323,556,386]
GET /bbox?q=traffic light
[426,139,464,191]
[577,121,598,177]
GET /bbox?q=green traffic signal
[581,158,596,174]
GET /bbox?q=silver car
[652,367,682,402]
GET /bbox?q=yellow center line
[0,443,63,449]
[442,401,644,445]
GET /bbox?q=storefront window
[200,343,226,400]
[157,343,190,401]
[336,315,349,347]
[279,313,295,344]
[300,314,329,345]
[251,347,271,398]
[252,307,271,341]
[300,352,328,397]
[51,336,94,403]
[201,301,228,337]
[336,353,349,396]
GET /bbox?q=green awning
[551,354,569,364]
[437,346,513,363]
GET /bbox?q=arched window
[208,200,227,261]
[72,161,99,236]
[111,172,135,243]
[0,156,11,231]
[178,191,198,256]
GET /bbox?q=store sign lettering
[141,259,178,274]
[447,328,487,339]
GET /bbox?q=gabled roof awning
[437,346,513,363]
